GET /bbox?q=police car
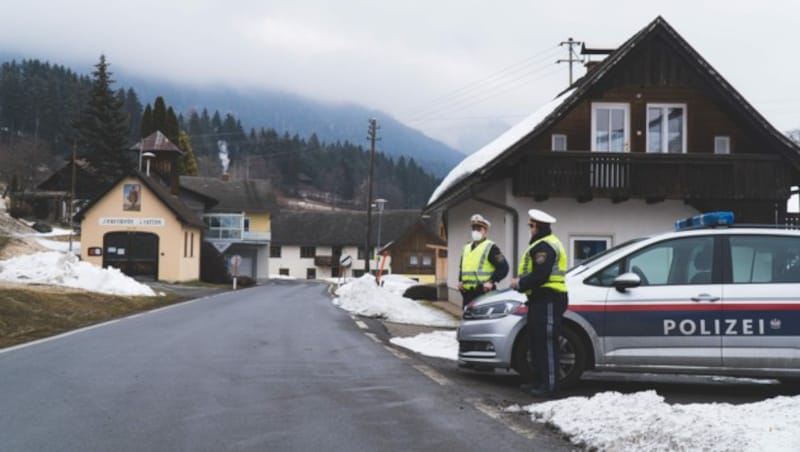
[457,212,800,388]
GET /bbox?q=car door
[721,234,800,370]
[601,235,722,368]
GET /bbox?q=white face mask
[471,230,484,242]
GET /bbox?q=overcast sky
[1,1,799,151]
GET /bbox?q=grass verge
[0,286,187,349]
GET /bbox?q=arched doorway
[103,232,159,279]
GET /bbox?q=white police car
[457,212,800,387]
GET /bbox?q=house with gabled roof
[426,16,800,303]
[75,169,205,282]
[178,175,275,281]
[269,209,432,280]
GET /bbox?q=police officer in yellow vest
[511,209,568,398]
[457,214,509,308]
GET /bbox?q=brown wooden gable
[530,29,771,156]
[381,221,444,275]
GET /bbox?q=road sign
[339,254,352,268]
[230,254,242,276]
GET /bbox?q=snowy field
[333,275,800,452]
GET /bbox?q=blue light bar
[674,211,735,231]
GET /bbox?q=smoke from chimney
[217,140,230,174]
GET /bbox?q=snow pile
[334,274,457,327]
[0,251,156,296]
[511,390,800,452]
[428,88,575,205]
[390,330,457,360]
[379,274,419,296]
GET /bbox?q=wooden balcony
[513,152,791,202]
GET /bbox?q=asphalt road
[0,280,571,452]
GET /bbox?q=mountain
[121,76,466,177]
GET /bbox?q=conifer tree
[140,104,154,138]
[73,54,131,179]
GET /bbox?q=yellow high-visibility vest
[517,234,567,294]
[460,239,496,290]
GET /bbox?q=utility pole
[364,118,379,274]
[68,140,77,253]
[557,37,583,85]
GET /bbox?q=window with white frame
[570,236,612,267]
[591,103,630,152]
[646,104,687,153]
[203,214,243,239]
[551,134,567,151]
[714,136,730,154]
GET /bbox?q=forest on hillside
[0,58,440,209]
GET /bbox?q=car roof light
[674,211,734,231]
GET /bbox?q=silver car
[458,218,800,388]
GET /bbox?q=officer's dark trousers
[527,290,568,393]
[460,288,484,308]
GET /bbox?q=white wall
[444,180,698,302]
[270,245,367,279]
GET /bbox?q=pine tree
[152,97,167,133]
[73,54,131,179]
[165,107,179,143]
[140,104,154,138]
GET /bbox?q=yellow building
[76,171,205,282]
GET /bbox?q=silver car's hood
[469,288,527,306]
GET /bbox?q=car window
[730,235,800,283]
[568,237,646,274]
[585,236,714,287]
[625,237,714,286]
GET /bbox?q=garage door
[103,232,159,278]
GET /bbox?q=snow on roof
[427,88,575,207]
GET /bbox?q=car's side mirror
[613,272,641,292]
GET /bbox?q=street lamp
[375,198,387,254]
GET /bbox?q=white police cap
[470,213,491,228]
[527,209,556,224]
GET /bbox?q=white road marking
[0,319,119,355]
[364,332,382,343]
[469,399,539,440]
[0,294,215,355]
[412,364,451,386]
[355,320,369,330]
[384,345,409,360]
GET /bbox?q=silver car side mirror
[613,272,641,292]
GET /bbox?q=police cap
[527,209,557,224]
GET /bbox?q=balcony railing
[242,231,271,242]
[513,152,791,202]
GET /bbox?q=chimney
[221,172,230,182]
[584,60,602,73]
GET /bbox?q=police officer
[457,214,509,308]
[511,209,568,398]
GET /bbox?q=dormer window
[591,103,630,152]
[647,104,686,153]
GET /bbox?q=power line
[406,46,561,120]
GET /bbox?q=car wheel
[511,325,587,389]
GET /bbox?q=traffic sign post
[230,254,242,290]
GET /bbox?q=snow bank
[334,274,457,327]
[512,390,800,452]
[390,330,457,360]
[0,251,156,296]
